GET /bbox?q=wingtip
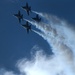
[13,14,15,16]
[21,24,24,26]
[21,6,24,9]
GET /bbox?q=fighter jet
[14,10,23,23]
[22,2,31,15]
[32,14,41,22]
[22,21,31,33]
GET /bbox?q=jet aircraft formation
[14,2,41,34]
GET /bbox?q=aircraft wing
[22,25,27,28]
[32,18,37,21]
[14,14,18,17]
[22,25,29,33]
[22,6,26,9]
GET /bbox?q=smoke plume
[1,12,75,75]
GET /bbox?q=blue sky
[0,0,75,73]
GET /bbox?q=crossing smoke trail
[23,11,75,75]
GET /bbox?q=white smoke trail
[32,11,43,17]
[0,12,75,75]
[32,30,44,37]
[24,11,75,75]
[24,18,58,37]
[32,11,65,31]
[31,29,54,44]
[24,18,48,33]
